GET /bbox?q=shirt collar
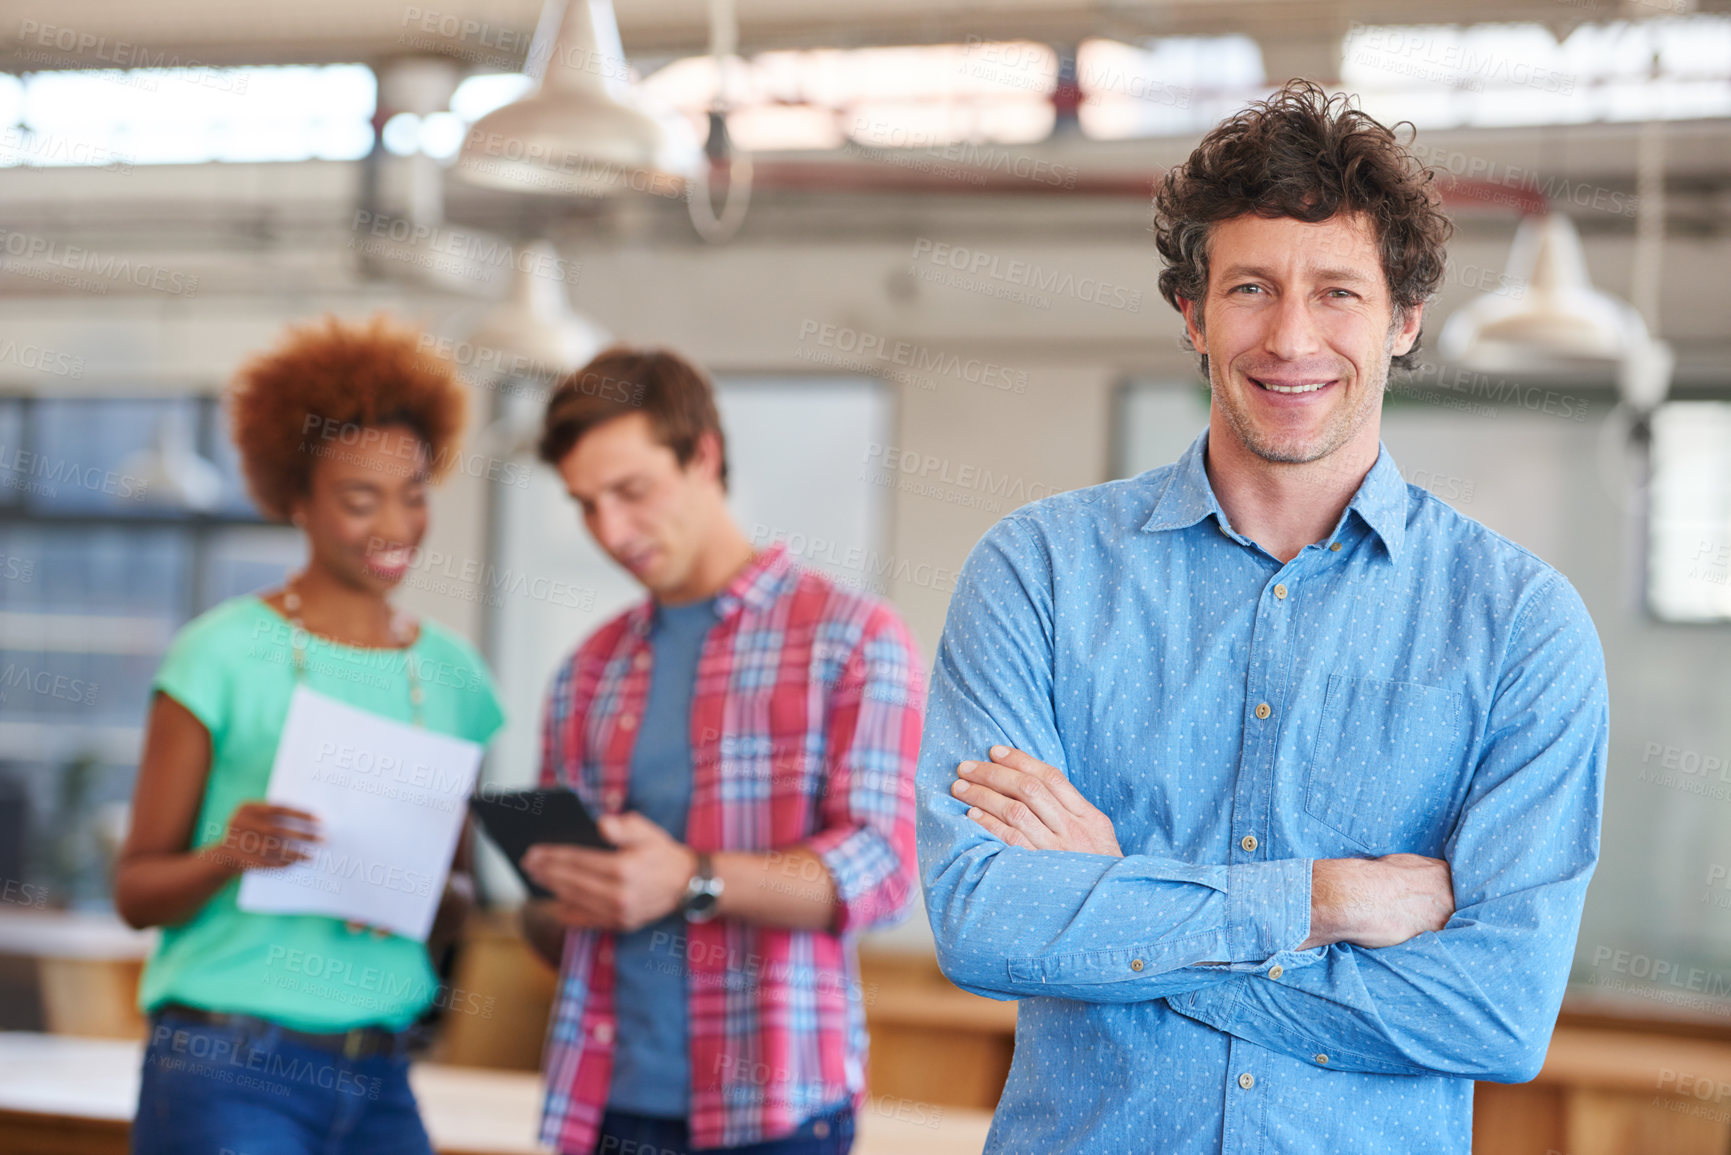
[1140,429,1224,534]
[625,542,795,638]
[1141,428,1408,561]
[1344,446,1409,561]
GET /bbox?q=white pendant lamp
[454,0,700,198]
[468,241,609,374]
[467,241,610,457]
[1438,212,1650,372]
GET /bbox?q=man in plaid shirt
[520,346,925,1155]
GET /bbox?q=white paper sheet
[237,684,481,941]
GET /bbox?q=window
[0,65,375,168]
[1076,36,1267,141]
[0,396,301,907]
[1648,401,1731,622]
[1342,16,1731,130]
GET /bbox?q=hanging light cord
[687,0,753,243]
[1630,117,1664,336]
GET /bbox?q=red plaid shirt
[535,544,925,1152]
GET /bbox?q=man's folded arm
[917,516,1313,1004]
[1171,576,1608,1083]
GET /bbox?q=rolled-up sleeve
[806,607,926,934]
[918,516,1314,1003]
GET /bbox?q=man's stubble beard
[1204,334,1395,467]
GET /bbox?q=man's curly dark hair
[1152,79,1452,374]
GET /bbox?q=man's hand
[951,745,1123,857]
[521,812,698,933]
[1300,853,1455,950]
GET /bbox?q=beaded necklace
[281,577,425,728]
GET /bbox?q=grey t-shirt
[606,597,716,1118]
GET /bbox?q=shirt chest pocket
[1304,674,1470,855]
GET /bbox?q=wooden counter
[1476,1024,1731,1155]
[0,1032,991,1155]
[0,910,152,1040]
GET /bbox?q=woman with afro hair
[115,315,505,1155]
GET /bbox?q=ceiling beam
[4,0,1727,73]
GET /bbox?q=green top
[136,595,505,1032]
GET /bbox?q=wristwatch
[681,852,724,923]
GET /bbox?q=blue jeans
[131,1009,433,1155]
[593,1104,853,1155]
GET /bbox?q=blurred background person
[113,316,505,1155]
[520,348,925,1155]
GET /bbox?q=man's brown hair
[537,345,729,489]
[1152,78,1452,373]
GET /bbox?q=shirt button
[812,1120,831,1139]
[1268,965,1283,980]
[1330,541,1342,552]
[1130,959,1145,972]
[1315,1054,1329,1065]
[1254,702,1271,720]
[619,713,637,731]
[1273,583,1288,600]
[591,1022,614,1044]
[1240,834,1258,853]
[634,651,651,670]
[1238,1072,1255,1090]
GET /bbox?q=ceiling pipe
[688,159,1551,210]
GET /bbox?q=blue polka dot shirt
[916,429,1608,1154]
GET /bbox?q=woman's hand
[200,802,320,878]
[116,694,315,929]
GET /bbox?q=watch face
[685,855,722,922]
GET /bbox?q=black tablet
[469,788,613,899]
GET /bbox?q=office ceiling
[7,0,1730,71]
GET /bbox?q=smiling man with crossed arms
[915,80,1607,1154]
